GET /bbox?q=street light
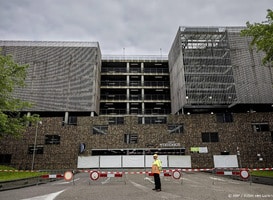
[31,121,42,170]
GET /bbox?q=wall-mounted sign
[160,141,181,147]
[190,147,208,153]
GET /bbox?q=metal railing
[101,81,170,87]
[102,55,168,62]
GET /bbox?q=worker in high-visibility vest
[151,154,162,192]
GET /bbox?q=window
[144,117,167,124]
[92,149,127,156]
[91,148,185,156]
[68,116,77,125]
[124,134,138,144]
[168,124,183,134]
[216,113,233,123]
[28,145,44,154]
[108,117,124,125]
[202,132,219,142]
[45,135,60,145]
[0,154,12,164]
[252,123,270,132]
[93,125,108,135]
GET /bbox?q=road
[1,171,273,200]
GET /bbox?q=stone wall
[0,112,272,169]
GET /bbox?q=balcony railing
[101,68,127,73]
[100,94,170,101]
[144,68,169,73]
[101,81,170,87]
[99,109,171,115]
[102,55,168,62]
[100,94,127,100]
[101,67,169,74]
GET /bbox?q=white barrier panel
[169,155,192,168]
[77,155,192,168]
[77,156,99,168]
[145,155,168,168]
[123,155,144,168]
[100,156,122,168]
[213,155,238,168]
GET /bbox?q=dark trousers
[154,173,161,190]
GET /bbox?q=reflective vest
[152,159,162,174]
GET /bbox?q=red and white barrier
[148,172,172,177]
[90,171,123,181]
[1,167,272,182]
[214,168,252,180]
[41,174,64,179]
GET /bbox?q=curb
[0,177,56,191]
[251,176,273,186]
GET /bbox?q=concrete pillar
[64,112,69,124]
[127,62,130,73]
[127,102,130,115]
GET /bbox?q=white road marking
[210,176,226,181]
[144,177,154,184]
[21,189,65,200]
[101,177,111,184]
[210,176,241,184]
[52,178,80,185]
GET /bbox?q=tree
[0,50,39,138]
[241,9,273,65]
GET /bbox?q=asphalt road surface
[1,171,273,200]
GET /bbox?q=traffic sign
[172,170,182,179]
[240,170,250,179]
[90,171,100,181]
[64,171,73,181]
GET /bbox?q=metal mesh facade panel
[0,41,101,113]
[169,26,273,114]
[228,31,273,104]
[182,27,236,105]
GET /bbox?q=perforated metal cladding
[1,43,101,112]
[169,27,273,114]
[228,32,273,104]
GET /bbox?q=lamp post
[31,121,42,170]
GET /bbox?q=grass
[250,170,273,178]
[0,165,47,182]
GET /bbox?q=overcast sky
[0,0,272,55]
